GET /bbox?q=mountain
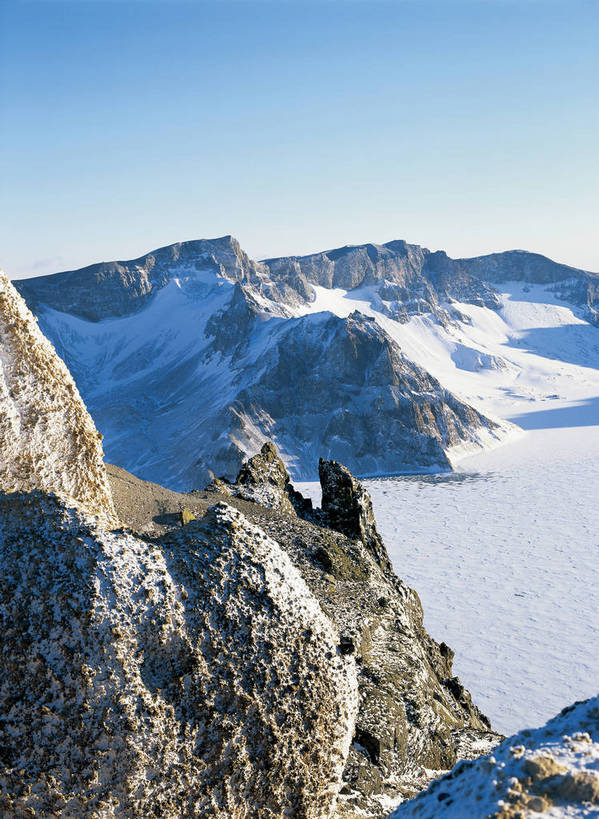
[0,273,359,817]
[11,235,543,491]
[389,695,599,818]
[264,241,599,326]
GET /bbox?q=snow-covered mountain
[13,236,599,490]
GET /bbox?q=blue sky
[1,0,597,278]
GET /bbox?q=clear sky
[1,0,597,279]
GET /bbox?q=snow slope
[295,281,599,437]
[34,266,504,489]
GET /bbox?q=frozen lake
[299,403,599,738]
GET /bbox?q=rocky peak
[237,440,292,488]
[195,443,498,816]
[0,271,117,524]
[14,235,267,322]
[206,441,313,515]
[319,457,392,573]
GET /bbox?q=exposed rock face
[0,491,358,818]
[14,235,274,322]
[264,241,503,323]
[389,695,599,818]
[319,458,390,573]
[265,241,599,325]
[10,235,533,491]
[218,311,502,484]
[0,271,116,523]
[460,249,599,326]
[12,254,505,489]
[190,444,500,817]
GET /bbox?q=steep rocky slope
[12,239,509,489]
[14,235,291,321]
[109,443,502,817]
[389,696,599,818]
[0,270,116,523]
[0,281,499,818]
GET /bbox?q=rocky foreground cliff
[389,696,599,818]
[108,442,502,817]
[0,270,116,523]
[0,272,496,817]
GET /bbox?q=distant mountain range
[13,236,599,489]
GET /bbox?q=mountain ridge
[10,233,597,491]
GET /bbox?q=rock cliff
[0,270,116,523]
[0,492,358,818]
[11,235,518,490]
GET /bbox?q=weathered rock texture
[0,491,358,818]
[265,241,599,325]
[319,457,390,573]
[14,236,279,322]
[109,444,501,818]
[0,271,116,523]
[208,441,313,515]
[389,695,599,818]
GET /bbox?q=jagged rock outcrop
[192,444,500,817]
[0,270,116,523]
[265,241,599,325]
[319,457,390,573]
[264,240,503,322]
[207,441,313,515]
[0,491,358,818]
[389,695,599,818]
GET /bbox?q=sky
[1,0,597,279]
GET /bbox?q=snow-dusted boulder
[0,493,358,817]
[388,696,599,818]
[206,441,313,515]
[0,270,116,523]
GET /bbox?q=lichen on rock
[0,493,358,818]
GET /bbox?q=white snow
[297,281,599,738]
[389,695,599,818]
